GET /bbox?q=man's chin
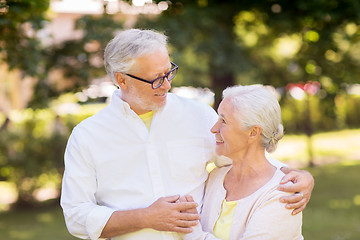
[150,99,167,111]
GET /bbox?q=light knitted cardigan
[182,161,304,240]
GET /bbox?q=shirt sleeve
[60,127,115,240]
[239,189,303,240]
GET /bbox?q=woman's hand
[278,168,315,215]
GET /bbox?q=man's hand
[278,167,315,215]
[143,195,200,233]
[179,195,199,214]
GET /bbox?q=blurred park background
[0,0,360,239]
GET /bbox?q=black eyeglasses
[122,62,178,89]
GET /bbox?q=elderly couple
[61,29,313,240]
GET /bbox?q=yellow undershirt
[213,199,238,240]
[138,111,154,131]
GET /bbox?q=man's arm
[278,167,315,215]
[100,195,200,238]
[62,129,200,239]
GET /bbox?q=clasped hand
[144,195,200,233]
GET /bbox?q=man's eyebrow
[153,65,172,78]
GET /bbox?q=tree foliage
[30,8,124,107]
[46,13,123,89]
[1,1,124,108]
[139,0,360,107]
[0,0,49,76]
[1,0,360,111]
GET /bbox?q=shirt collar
[109,89,137,119]
[109,89,172,119]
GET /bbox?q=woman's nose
[211,120,220,133]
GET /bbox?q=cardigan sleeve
[181,224,221,240]
[182,191,303,240]
[238,189,303,240]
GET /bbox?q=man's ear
[115,72,126,90]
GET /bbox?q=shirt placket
[146,141,166,198]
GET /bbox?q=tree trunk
[210,72,235,110]
[304,95,315,167]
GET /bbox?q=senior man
[60,29,314,240]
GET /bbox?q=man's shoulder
[73,105,112,132]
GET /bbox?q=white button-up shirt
[60,90,218,240]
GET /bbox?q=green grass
[302,161,360,240]
[0,205,77,240]
[268,129,360,167]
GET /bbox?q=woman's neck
[224,148,276,201]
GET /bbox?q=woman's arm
[180,189,303,240]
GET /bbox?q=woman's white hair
[104,29,168,87]
[222,84,284,153]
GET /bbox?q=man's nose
[160,78,172,90]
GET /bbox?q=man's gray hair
[223,84,284,153]
[104,29,168,87]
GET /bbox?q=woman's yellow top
[213,199,237,240]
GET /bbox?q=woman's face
[211,97,251,159]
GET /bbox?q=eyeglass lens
[152,65,178,89]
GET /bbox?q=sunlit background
[0,0,360,239]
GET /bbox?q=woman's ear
[249,126,262,138]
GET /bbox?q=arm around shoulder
[278,168,314,214]
[240,191,303,240]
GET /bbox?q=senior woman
[181,85,303,240]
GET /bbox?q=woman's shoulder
[205,165,231,190]
[260,168,293,201]
[209,165,232,179]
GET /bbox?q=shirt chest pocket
[166,139,210,181]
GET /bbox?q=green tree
[0,1,123,108]
[31,11,124,107]
[0,0,49,76]
[139,0,360,108]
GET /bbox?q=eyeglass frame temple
[124,62,178,89]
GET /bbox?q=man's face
[118,49,172,115]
